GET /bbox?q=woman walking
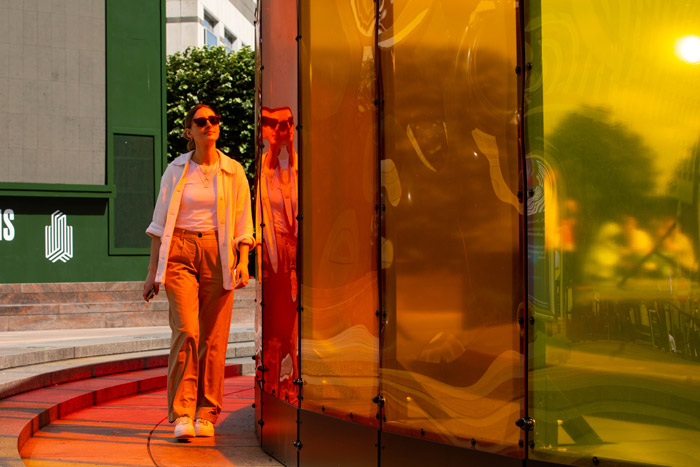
[143,104,254,439]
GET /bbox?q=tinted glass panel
[299,0,380,425]
[254,0,263,398]
[526,2,700,465]
[258,0,300,405]
[379,0,523,453]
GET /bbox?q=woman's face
[186,107,220,146]
[262,108,294,147]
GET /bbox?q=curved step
[0,357,253,466]
[19,375,281,466]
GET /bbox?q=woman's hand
[144,236,162,302]
[143,272,160,302]
[234,261,249,289]
[235,244,251,289]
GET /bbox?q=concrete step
[0,280,256,331]
[0,281,257,298]
[227,341,255,359]
[14,373,275,467]
[0,359,254,466]
[0,287,256,305]
[0,326,255,371]
[0,281,258,295]
[0,350,255,402]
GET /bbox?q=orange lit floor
[20,375,282,467]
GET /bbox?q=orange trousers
[261,233,298,404]
[164,228,234,423]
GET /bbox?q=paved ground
[0,325,279,466]
[20,375,282,467]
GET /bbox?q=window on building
[223,29,236,53]
[203,11,218,47]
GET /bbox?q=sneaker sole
[174,427,196,439]
[195,428,215,437]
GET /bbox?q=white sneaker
[194,418,215,437]
[174,416,195,439]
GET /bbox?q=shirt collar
[172,150,236,174]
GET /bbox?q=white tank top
[174,161,218,231]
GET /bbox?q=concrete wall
[166,0,256,56]
[0,0,105,186]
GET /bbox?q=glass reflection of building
[255,1,700,466]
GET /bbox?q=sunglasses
[192,115,221,127]
[262,116,293,130]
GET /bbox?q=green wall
[0,196,145,283]
[0,0,166,284]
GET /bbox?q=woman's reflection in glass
[257,106,299,403]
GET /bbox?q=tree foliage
[548,107,656,222]
[166,46,255,185]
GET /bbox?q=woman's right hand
[143,272,160,302]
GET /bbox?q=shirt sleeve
[146,166,172,238]
[234,168,255,250]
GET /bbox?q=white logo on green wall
[45,211,73,263]
[0,209,15,241]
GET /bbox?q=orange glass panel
[254,0,262,394]
[379,0,523,454]
[258,0,300,405]
[299,0,380,425]
[526,1,700,465]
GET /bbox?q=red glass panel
[258,0,300,405]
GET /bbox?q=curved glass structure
[255,1,700,466]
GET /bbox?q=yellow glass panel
[527,1,700,465]
[380,0,523,453]
[299,0,380,425]
[258,0,300,404]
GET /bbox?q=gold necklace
[195,161,217,187]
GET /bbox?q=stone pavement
[0,325,280,466]
[18,375,281,466]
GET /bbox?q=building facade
[165,0,256,55]
[0,0,167,283]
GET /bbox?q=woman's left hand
[234,262,249,289]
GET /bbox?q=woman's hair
[182,104,215,152]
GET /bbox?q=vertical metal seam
[518,0,531,460]
[295,0,303,464]
[375,0,384,465]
